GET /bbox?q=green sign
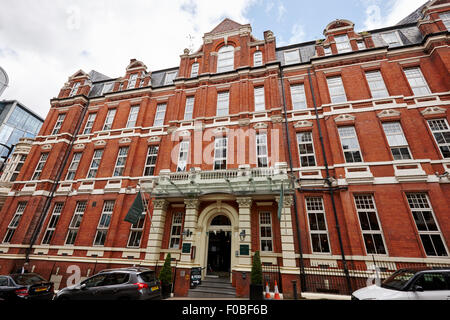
[239,244,249,256]
[182,243,191,254]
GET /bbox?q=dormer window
[284,49,300,65]
[102,82,114,95]
[253,51,263,67]
[440,12,450,30]
[164,71,177,85]
[334,34,351,53]
[381,31,402,47]
[357,41,366,50]
[127,73,138,89]
[323,46,332,56]
[191,63,199,77]
[69,82,80,97]
[217,45,234,73]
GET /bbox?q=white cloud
[289,24,306,45]
[277,3,286,22]
[362,0,428,30]
[0,0,256,118]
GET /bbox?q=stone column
[275,195,296,268]
[179,198,200,265]
[145,199,169,263]
[236,197,252,267]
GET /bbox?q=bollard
[292,280,298,300]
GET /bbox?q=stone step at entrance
[187,275,236,298]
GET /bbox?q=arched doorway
[207,215,231,277]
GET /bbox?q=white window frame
[66,152,82,180]
[404,67,431,96]
[213,137,227,170]
[259,212,273,252]
[334,34,352,53]
[357,41,366,50]
[382,122,412,160]
[169,212,183,249]
[103,108,116,131]
[427,118,450,159]
[297,132,317,167]
[52,114,65,135]
[184,97,195,120]
[164,71,178,85]
[254,86,265,112]
[338,126,363,163]
[32,153,48,180]
[42,202,64,245]
[305,197,331,254]
[143,146,159,176]
[10,154,26,182]
[127,73,138,89]
[126,105,140,128]
[83,113,96,135]
[176,140,190,172]
[323,46,332,56]
[365,70,389,99]
[253,51,263,67]
[284,49,300,65]
[406,193,448,257]
[127,212,146,248]
[69,82,80,97]
[256,133,269,168]
[87,149,103,178]
[153,104,167,127]
[2,202,27,243]
[113,146,129,176]
[65,201,87,245]
[381,31,402,47]
[327,76,347,104]
[217,45,235,73]
[354,195,387,255]
[93,200,115,246]
[290,84,307,110]
[101,82,114,95]
[190,63,199,78]
[440,11,450,30]
[216,91,229,117]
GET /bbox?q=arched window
[217,45,234,73]
[253,51,263,67]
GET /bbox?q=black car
[54,267,161,300]
[0,273,54,301]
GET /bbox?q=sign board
[239,244,250,256]
[182,243,191,254]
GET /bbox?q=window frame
[41,202,64,245]
[404,67,431,96]
[334,34,352,53]
[296,132,317,167]
[127,73,138,89]
[69,82,80,97]
[103,108,116,131]
[66,152,82,180]
[65,201,87,245]
[284,49,300,65]
[126,105,140,128]
[2,202,27,243]
[427,118,450,159]
[31,153,49,180]
[381,31,402,47]
[259,212,273,252]
[127,212,146,248]
[290,84,307,110]
[216,91,229,117]
[52,114,66,135]
[93,200,115,246]
[256,133,269,168]
[305,197,331,254]
[113,146,129,177]
[327,76,347,104]
[365,70,389,99]
[213,136,227,170]
[217,45,235,73]
[253,51,263,67]
[176,140,190,172]
[382,122,412,160]
[83,113,97,135]
[190,63,199,78]
[254,86,265,112]
[338,126,363,163]
[184,96,195,120]
[86,149,103,179]
[153,103,167,127]
[169,212,184,249]
[143,146,159,176]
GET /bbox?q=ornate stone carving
[420,106,446,116]
[253,122,268,130]
[238,118,250,127]
[184,198,200,210]
[236,197,252,208]
[41,144,52,150]
[294,120,313,128]
[147,136,161,143]
[94,140,106,147]
[153,199,169,211]
[377,109,401,118]
[275,195,294,208]
[270,115,283,124]
[334,114,355,123]
[119,137,132,144]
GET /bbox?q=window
[93,200,115,246]
[87,149,103,178]
[254,51,263,67]
[327,76,347,104]
[323,46,332,56]
[153,104,166,127]
[177,140,190,172]
[127,73,138,89]
[338,126,363,163]
[414,273,449,291]
[297,132,316,167]
[354,195,387,255]
[83,113,96,135]
[184,97,195,120]
[440,12,450,30]
[190,63,199,78]
[10,154,26,182]
[381,31,402,47]
[217,45,234,73]
[66,152,82,180]
[164,71,177,85]
[126,105,140,128]
[69,82,80,97]
[169,212,183,249]
[305,197,330,253]
[357,41,366,50]
[334,34,351,53]
[256,133,269,168]
[404,67,431,96]
[101,82,114,95]
[427,119,450,158]
[254,87,265,112]
[259,212,273,252]
[406,193,448,256]
[3,202,27,243]
[365,71,389,99]
[32,153,48,180]
[216,91,229,117]
[103,109,116,131]
[290,84,307,110]
[382,122,412,160]
[52,114,65,135]
[42,203,64,245]
[284,49,300,64]
[113,147,129,176]
[214,137,227,170]
[144,146,159,176]
[127,212,146,248]
[65,201,87,245]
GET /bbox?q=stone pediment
[377,109,401,118]
[208,18,243,34]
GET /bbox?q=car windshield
[381,270,418,290]
[12,274,46,285]
[139,271,156,282]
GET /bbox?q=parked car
[0,273,54,301]
[54,267,161,300]
[352,267,450,300]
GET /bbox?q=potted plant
[158,253,173,298]
[249,251,264,300]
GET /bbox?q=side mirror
[413,285,423,292]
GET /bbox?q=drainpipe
[307,68,352,294]
[25,97,89,261]
[278,64,307,292]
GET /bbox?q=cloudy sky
[0,0,428,119]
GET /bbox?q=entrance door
[207,215,231,277]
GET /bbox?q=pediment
[334,114,355,123]
[377,109,401,118]
[209,18,243,34]
[420,106,446,116]
[69,69,89,80]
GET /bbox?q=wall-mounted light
[182,229,193,239]
[239,229,246,241]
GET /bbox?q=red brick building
[0,0,449,298]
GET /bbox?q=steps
[187,275,236,298]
